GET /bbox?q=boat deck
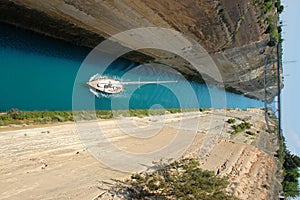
[87,78,123,94]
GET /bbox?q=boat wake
[89,88,99,98]
[89,88,126,98]
[89,73,100,82]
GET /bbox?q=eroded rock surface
[0,0,281,101]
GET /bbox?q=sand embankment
[0,109,281,199]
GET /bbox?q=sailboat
[86,74,177,94]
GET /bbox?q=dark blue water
[0,23,263,111]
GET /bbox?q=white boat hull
[87,78,124,94]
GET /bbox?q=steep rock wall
[0,0,280,101]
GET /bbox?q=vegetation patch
[245,131,256,136]
[263,0,274,14]
[265,16,279,47]
[227,118,236,124]
[231,122,251,135]
[112,158,239,200]
[277,137,300,198]
[0,108,198,127]
[275,0,284,13]
[253,0,284,46]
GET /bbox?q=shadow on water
[0,23,90,61]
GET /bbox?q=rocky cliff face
[0,0,281,101]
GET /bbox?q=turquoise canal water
[0,23,263,111]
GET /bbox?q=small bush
[275,0,284,13]
[231,122,252,135]
[8,108,24,120]
[263,1,273,14]
[246,131,256,136]
[227,118,236,124]
[277,5,284,13]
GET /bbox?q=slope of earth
[0,109,282,199]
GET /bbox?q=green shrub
[275,0,284,13]
[246,131,256,136]
[277,5,284,13]
[227,118,236,124]
[263,1,273,14]
[278,136,300,198]
[231,122,252,135]
[264,15,280,47]
[8,108,24,120]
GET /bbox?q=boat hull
[86,78,124,94]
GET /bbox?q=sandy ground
[0,123,128,200]
[0,109,280,200]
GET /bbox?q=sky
[281,1,300,198]
[281,0,300,157]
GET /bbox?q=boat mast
[122,80,177,85]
